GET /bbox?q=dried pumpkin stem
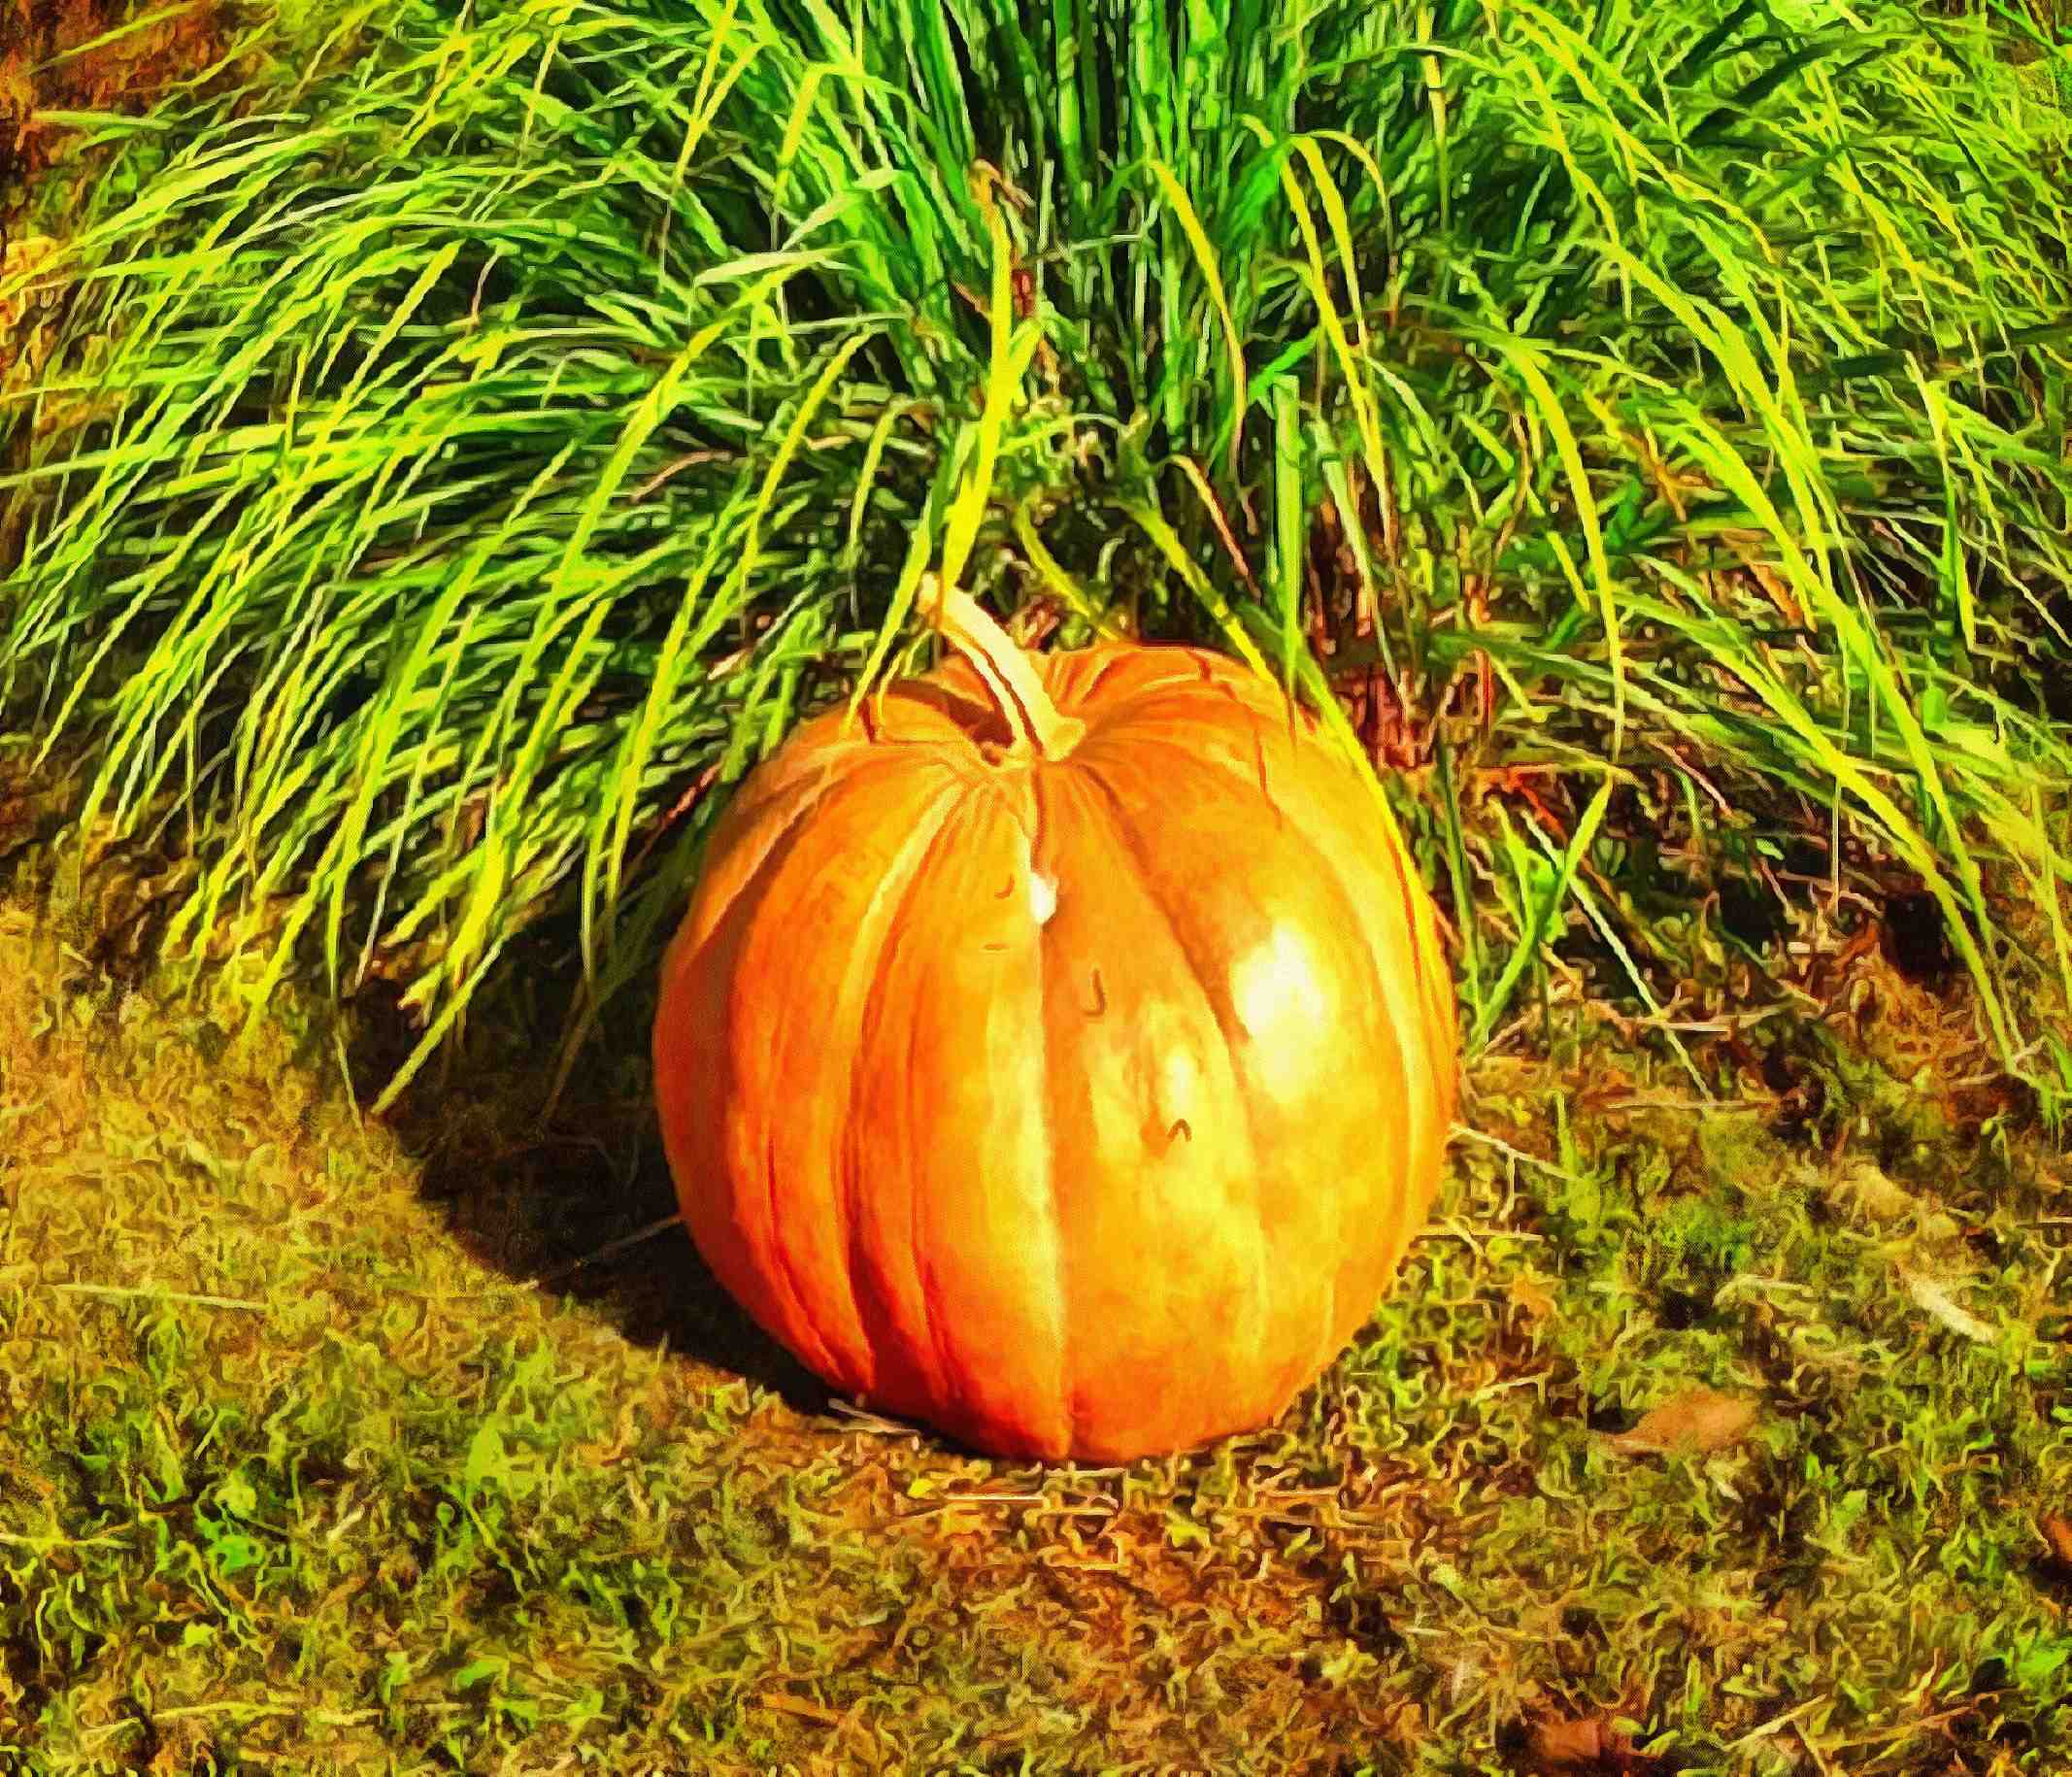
[921,577,1086,761]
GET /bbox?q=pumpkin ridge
[1072,720,1296,833]
[1080,734,1428,1385]
[832,778,977,1417]
[713,756,968,1382]
[1220,742,1448,1313]
[1049,644,1210,713]
[1254,766,1437,1322]
[1105,711,1449,1166]
[734,787,885,1379]
[780,774,974,1400]
[1027,770,1077,1456]
[1068,761,1276,1410]
[658,767,870,1383]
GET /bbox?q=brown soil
[2,0,244,246]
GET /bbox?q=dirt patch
[2,0,243,244]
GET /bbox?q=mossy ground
[1,746,2065,1777]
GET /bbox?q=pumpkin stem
[920,577,1087,761]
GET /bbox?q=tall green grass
[2,0,2068,1116]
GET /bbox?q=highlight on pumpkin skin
[1027,868,1059,926]
[1228,922,1337,1105]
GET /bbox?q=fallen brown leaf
[1530,1713,1607,1765]
[1509,1273,1558,1324]
[2042,1514,2072,1566]
[1604,1387,1759,1457]
[1525,1707,1672,1775]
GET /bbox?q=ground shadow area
[0,739,868,1439]
[337,959,842,1425]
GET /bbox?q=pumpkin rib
[703,754,971,1385]
[1246,760,1452,1324]
[1023,773,1079,1456]
[1066,760,1280,1411]
[1094,741,1423,1390]
[656,768,864,1383]
[1086,711,1440,1368]
[1049,643,1211,715]
[899,798,993,1429]
[786,771,975,1402]
[1104,708,1451,1129]
[795,770,973,1408]
[831,775,1075,1453]
[740,793,887,1379]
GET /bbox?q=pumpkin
[652,581,1456,1461]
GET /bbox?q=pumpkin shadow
[342,972,837,1423]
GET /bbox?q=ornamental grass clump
[1,0,2067,1111]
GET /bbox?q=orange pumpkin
[652,582,1456,1461]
